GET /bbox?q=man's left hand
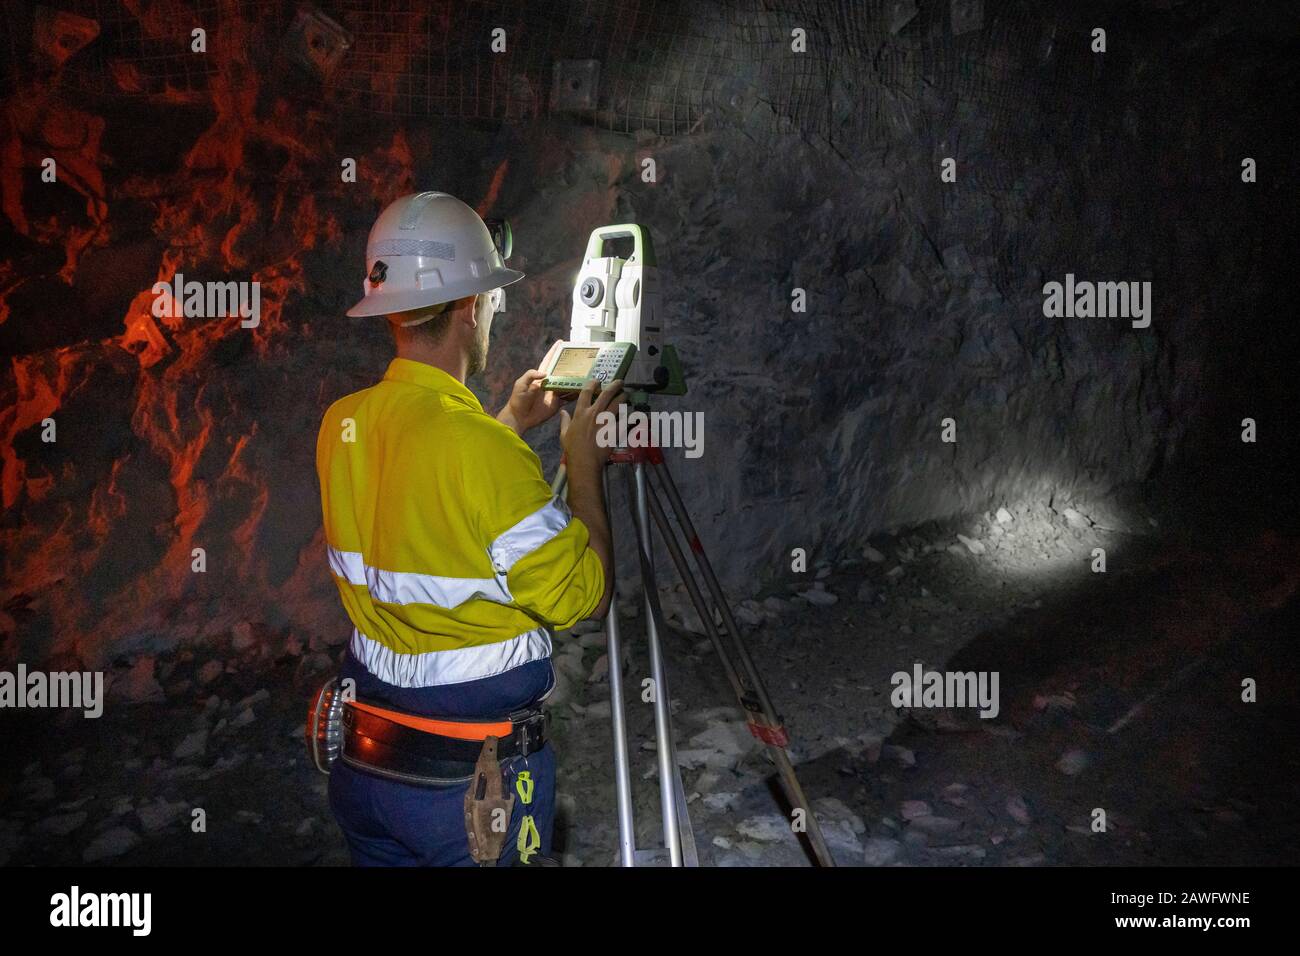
[497,342,567,436]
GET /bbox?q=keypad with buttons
[543,342,636,391]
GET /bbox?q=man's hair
[387,296,467,342]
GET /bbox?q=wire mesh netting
[3,0,1107,165]
[12,0,258,101]
[323,0,743,133]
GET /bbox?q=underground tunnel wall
[0,0,1292,671]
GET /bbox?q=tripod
[552,441,837,868]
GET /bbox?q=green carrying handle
[583,223,656,267]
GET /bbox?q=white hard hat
[346,191,524,318]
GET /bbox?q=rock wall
[0,0,1291,669]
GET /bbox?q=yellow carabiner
[515,770,534,805]
[517,814,541,864]
[512,770,540,863]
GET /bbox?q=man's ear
[471,291,495,327]
[449,294,479,329]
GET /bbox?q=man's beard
[466,324,490,376]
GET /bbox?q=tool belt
[307,677,551,865]
[341,700,547,785]
[306,677,547,784]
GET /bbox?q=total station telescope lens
[580,277,603,306]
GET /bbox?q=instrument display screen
[549,347,601,379]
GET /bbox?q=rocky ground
[2,488,1297,867]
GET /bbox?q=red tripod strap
[608,445,665,465]
[747,720,790,748]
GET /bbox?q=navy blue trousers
[328,650,557,867]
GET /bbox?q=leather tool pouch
[463,735,515,865]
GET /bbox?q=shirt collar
[382,358,483,412]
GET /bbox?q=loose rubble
[3,493,1291,868]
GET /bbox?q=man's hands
[496,341,566,437]
[560,378,625,477]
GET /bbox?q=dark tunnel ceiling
[3,0,1292,361]
[8,0,1285,143]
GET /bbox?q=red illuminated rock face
[0,12,429,668]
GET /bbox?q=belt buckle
[513,710,546,757]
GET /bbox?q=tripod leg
[625,464,686,866]
[647,459,838,867]
[642,482,749,712]
[648,461,783,723]
[670,746,701,867]
[601,467,637,867]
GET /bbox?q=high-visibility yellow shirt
[316,358,604,688]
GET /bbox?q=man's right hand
[560,378,624,476]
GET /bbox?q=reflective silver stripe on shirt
[325,497,570,607]
[327,545,511,607]
[488,496,572,575]
[348,626,552,688]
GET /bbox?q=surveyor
[316,191,622,865]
